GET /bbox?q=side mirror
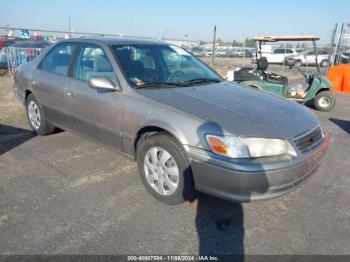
[88,76,120,91]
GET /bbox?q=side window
[40,43,76,75]
[74,44,116,82]
[286,49,293,54]
[273,49,285,54]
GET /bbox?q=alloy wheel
[143,146,179,195]
[28,100,41,129]
[318,97,330,108]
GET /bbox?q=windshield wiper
[181,78,221,85]
[137,81,186,89]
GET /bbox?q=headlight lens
[206,135,295,158]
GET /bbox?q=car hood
[139,82,319,139]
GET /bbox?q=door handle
[66,90,75,97]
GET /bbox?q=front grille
[294,127,323,152]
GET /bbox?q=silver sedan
[13,38,329,204]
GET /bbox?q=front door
[65,43,124,151]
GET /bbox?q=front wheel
[136,133,195,205]
[314,91,335,111]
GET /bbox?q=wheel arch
[25,89,32,102]
[133,124,186,160]
[315,87,332,96]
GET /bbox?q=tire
[26,94,55,135]
[320,60,329,67]
[136,132,195,205]
[314,91,336,111]
[294,60,302,67]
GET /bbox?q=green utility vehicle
[233,35,335,111]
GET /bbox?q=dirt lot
[0,75,350,255]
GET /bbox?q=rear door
[65,43,124,151]
[32,42,77,125]
[305,51,316,65]
[269,49,284,63]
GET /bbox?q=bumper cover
[185,136,329,202]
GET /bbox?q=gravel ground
[0,76,350,255]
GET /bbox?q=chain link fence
[6,47,43,77]
[0,26,200,78]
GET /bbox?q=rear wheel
[26,94,55,135]
[294,60,302,67]
[136,133,194,205]
[314,91,335,111]
[320,60,329,67]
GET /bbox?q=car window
[318,51,328,55]
[161,48,205,76]
[273,49,283,54]
[40,43,76,75]
[74,44,116,82]
[113,44,221,87]
[286,49,293,54]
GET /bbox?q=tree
[216,38,225,46]
[231,40,242,47]
[244,38,256,48]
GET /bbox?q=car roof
[11,41,50,48]
[254,35,320,42]
[59,37,166,46]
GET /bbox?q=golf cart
[233,35,335,111]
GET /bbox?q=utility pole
[5,24,10,37]
[328,23,338,70]
[242,37,246,67]
[335,23,345,65]
[68,14,72,38]
[211,26,216,66]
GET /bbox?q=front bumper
[185,135,329,202]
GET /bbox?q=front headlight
[205,135,296,159]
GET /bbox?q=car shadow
[0,124,35,155]
[329,118,350,134]
[186,122,269,258]
[304,99,316,110]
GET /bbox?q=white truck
[286,50,330,67]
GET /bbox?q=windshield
[113,44,221,87]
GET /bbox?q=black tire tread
[314,91,335,111]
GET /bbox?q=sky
[1,0,349,43]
